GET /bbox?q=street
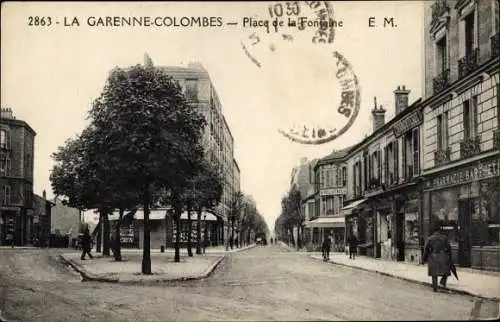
[0,245,498,321]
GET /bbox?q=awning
[340,199,366,216]
[305,216,345,228]
[108,210,219,221]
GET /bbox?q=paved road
[0,245,498,321]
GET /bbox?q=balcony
[460,135,481,159]
[434,147,451,166]
[493,129,500,150]
[433,69,450,94]
[458,48,479,79]
[431,0,450,25]
[492,33,499,58]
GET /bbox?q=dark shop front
[423,156,500,271]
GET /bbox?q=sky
[1,1,424,232]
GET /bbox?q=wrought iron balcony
[493,129,500,150]
[434,147,451,166]
[433,69,450,94]
[492,33,499,58]
[458,48,479,79]
[431,0,450,25]
[460,135,481,159]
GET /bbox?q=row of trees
[49,63,259,274]
[229,192,270,248]
[274,185,305,249]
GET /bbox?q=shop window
[431,188,459,246]
[405,212,419,245]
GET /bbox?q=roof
[0,117,37,136]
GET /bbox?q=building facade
[0,107,36,246]
[148,55,239,238]
[421,0,500,270]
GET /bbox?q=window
[0,157,11,175]
[184,79,198,101]
[342,167,347,186]
[436,36,448,74]
[437,112,449,150]
[413,128,420,175]
[464,12,475,56]
[394,140,399,182]
[494,0,500,34]
[325,168,330,188]
[2,185,11,205]
[463,96,478,138]
[0,130,10,150]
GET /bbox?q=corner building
[145,55,239,246]
[0,108,36,246]
[421,0,500,270]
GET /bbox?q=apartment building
[421,0,499,270]
[148,54,238,245]
[339,89,424,263]
[0,107,36,246]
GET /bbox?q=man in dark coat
[422,219,452,292]
[348,233,358,260]
[321,235,332,261]
[80,229,93,260]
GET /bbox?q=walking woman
[80,228,94,260]
[321,235,332,261]
[422,219,452,292]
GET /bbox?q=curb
[59,254,225,285]
[229,244,257,253]
[309,255,500,302]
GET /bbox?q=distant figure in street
[321,235,332,261]
[270,238,273,245]
[80,228,93,260]
[348,233,358,260]
[202,236,209,254]
[422,219,452,292]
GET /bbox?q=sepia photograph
[1,1,499,321]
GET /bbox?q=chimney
[144,53,154,67]
[371,97,386,132]
[300,157,308,165]
[1,107,14,119]
[394,85,410,115]
[187,61,205,70]
[43,190,46,200]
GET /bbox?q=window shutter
[413,128,420,175]
[394,140,399,181]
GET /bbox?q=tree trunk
[114,208,123,261]
[231,218,234,250]
[196,207,202,255]
[102,208,110,256]
[141,186,152,275]
[96,220,102,253]
[297,225,301,250]
[174,195,182,263]
[187,203,193,257]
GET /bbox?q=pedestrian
[321,235,331,261]
[202,236,209,254]
[348,233,358,260]
[80,228,93,260]
[422,218,452,292]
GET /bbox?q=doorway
[458,199,473,267]
[395,213,405,261]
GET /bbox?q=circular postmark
[240,1,361,145]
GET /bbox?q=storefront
[305,216,345,252]
[423,155,500,271]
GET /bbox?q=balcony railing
[433,69,450,94]
[460,135,481,159]
[492,33,499,58]
[431,0,450,25]
[493,129,500,150]
[434,147,451,166]
[458,48,479,79]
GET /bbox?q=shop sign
[425,158,500,190]
[320,188,346,196]
[393,109,423,137]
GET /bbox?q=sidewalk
[60,252,224,284]
[60,244,256,284]
[109,243,256,255]
[308,252,500,301]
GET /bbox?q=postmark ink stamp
[240,1,360,145]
